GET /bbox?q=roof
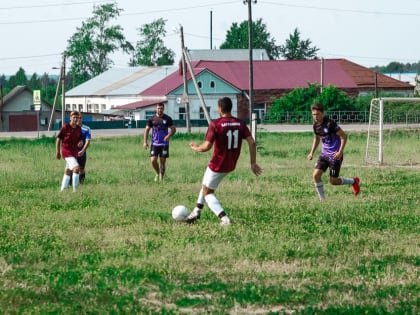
[115,98,165,110]
[140,59,413,97]
[187,49,270,61]
[2,85,52,107]
[2,86,28,103]
[66,65,178,97]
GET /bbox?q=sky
[1,0,420,76]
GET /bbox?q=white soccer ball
[172,205,189,222]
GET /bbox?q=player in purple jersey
[307,103,360,201]
[186,97,262,225]
[143,103,176,181]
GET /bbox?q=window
[199,107,210,120]
[179,107,186,120]
[87,104,92,112]
[72,104,77,110]
[78,104,83,112]
[101,104,106,111]
[66,104,71,111]
[145,111,155,119]
[210,80,215,88]
[253,103,266,121]
[197,81,202,88]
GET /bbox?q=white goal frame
[365,97,420,165]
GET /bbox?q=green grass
[0,131,419,314]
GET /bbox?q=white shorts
[64,157,79,171]
[202,167,228,190]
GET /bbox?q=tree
[220,18,280,60]
[279,28,319,60]
[7,67,28,90]
[66,2,133,86]
[130,18,175,66]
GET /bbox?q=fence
[263,110,420,125]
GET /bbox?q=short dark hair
[311,103,324,113]
[218,97,232,113]
[156,102,165,108]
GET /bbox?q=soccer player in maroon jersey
[307,103,360,201]
[56,111,82,192]
[186,97,262,225]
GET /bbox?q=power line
[263,1,420,17]
[0,1,107,10]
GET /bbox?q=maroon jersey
[57,123,82,158]
[205,116,251,173]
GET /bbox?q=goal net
[365,97,420,166]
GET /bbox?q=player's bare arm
[164,125,176,142]
[143,126,150,149]
[56,138,62,160]
[190,140,212,152]
[308,135,320,160]
[333,129,347,160]
[246,136,262,176]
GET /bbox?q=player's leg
[61,168,72,191]
[159,145,169,180]
[187,167,230,225]
[150,145,160,181]
[78,155,86,184]
[67,157,80,192]
[313,157,328,201]
[329,160,360,195]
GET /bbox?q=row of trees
[1,2,319,94]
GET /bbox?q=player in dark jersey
[307,103,360,201]
[56,111,82,192]
[143,103,176,181]
[186,97,262,225]
[77,115,91,184]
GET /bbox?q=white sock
[61,174,71,191]
[340,177,354,185]
[72,173,80,192]
[315,182,325,200]
[196,188,205,205]
[204,193,224,217]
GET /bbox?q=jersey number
[226,129,239,150]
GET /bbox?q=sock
[196,189,205,206]
[340,177,355,185]
[61,174,71,191]
[315,182,325,200]
[204,193,224,217]
[72,173,80,192]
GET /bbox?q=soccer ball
[172,205,189,222]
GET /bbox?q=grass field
[0,130,419,314]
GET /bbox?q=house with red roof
[120,58,413,122]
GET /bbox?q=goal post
[365,97,420,165]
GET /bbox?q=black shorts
[150,145,169,158]
[315,155,342,178]
[77,154,87,169]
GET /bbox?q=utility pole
[48,53,66,131]
[180,25,191,132]
[210,10,213,49]
[61,54,66,126]
[244,0,257,140]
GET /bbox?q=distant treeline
[371,61,420,73]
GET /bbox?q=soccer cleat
[185,208,201,224]
[220,217,232,226]
[352,177,360,196]
[154,174,159,182]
